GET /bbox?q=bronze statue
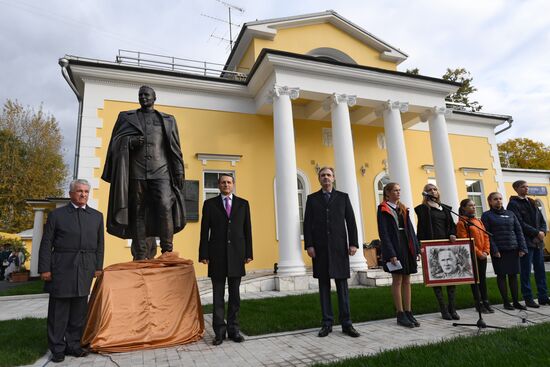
[101,86,186,260]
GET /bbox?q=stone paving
[3,289,550,367]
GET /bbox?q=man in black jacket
[304,167,360,338]
[199,173,253,345]
[39,179,104,363]
[507,180,548,307]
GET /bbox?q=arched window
[274,170,310,238]
[307,48,357,65]
[374,171,391,207]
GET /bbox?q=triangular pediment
[226,10,408,74]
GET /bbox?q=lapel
[126,110,144,134]
[159,111,173,138]
[230,195,242,219]
[214,195,226,217]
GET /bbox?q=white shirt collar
[221,193,233,201]
[71,202,87,210]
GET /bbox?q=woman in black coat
[378,183,421,328]
[481,192,527,310]
[414,183,459,320]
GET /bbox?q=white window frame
[373,171,390,208]
[465,179,486,218]
[274,169,311,240]
[203,170,236,201]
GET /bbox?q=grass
[312,322,550,367]
[235,273,550,335]
[0,279,45,297]
[0,318,47,367]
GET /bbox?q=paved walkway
[2,290,550,367]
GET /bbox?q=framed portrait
[420,238,477,286]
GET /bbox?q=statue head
[138,85,156,110]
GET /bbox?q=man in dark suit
[39,179,104,363]
[101,85,186,260]
[304,167,360,338]
[199,173,253,345]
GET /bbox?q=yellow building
[25,11,549,285]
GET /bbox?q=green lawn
[313,322,550,367]
[0,279,44,297]
[0,318,47,367]
[236,273,550,335]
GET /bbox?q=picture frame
[420,238,477,286]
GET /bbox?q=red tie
[224,197,231,217]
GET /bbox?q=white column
[30,208,45,277]
[325,93,367,271]
[423,107,460,215]
[269,85,306,276]
[377,101,415,223]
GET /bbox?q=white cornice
[70,64,250,97]
[262,53,458,97]
[447,110,508,127]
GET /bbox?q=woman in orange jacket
[457,198,494,313]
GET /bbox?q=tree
[0,100,67,232]
[442,67,482,112]
[498,138,550,170]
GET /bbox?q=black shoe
[396,312,414,328]
[65,348,89,358]
[513,302,527,310]
[213,334,225,346]
[228,332,245,343]
[483,301,495,313]
[405,311,420,327]
[525,299,540,308]
[51,353,65,363]
[448,306,460,320]
[440,307,452,320]
[503,302,514,310]
[342,326,360,337]
[539,299,550,305]
[318,325,332,337]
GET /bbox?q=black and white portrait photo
[421,239,476,286]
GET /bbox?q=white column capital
[420,106,451,121]
[375,100,409,117]
[323,93,357,111]
[268,85,300,102]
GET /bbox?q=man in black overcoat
[101,85,186,260]
[304,167,360,338]
[198,173,253,345]
[38,179,104,363]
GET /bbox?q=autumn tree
[498,138,550,170]
[0,100,67,232]
[442,67,482,111]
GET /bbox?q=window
[535,199,547,223]
[374,172,391,207]
[465,179,485,218]
[203,171,235,201]
[274,171,310,238]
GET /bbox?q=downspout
[58,58,83,180]
[495,117,513,135]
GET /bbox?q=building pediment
[226,10,408,74]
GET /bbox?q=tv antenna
[202,0,244,51]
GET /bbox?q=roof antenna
[201,0,244,51]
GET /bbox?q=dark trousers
[130,179,174,260]
[212,276,241,337]
[471,258,488,302]
[520,247,549,302]
[318,278,352,329]
[47,296,88,354]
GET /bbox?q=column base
[275,274,312,291]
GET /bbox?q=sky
[1,0,549,174]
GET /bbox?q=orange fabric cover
[82,252,204,352]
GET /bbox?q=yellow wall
[95,101,508,276]
[237,23,397,72]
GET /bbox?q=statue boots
[434,287,452,320]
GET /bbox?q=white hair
[69,179,90,192]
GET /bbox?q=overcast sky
[1,0,549,174]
